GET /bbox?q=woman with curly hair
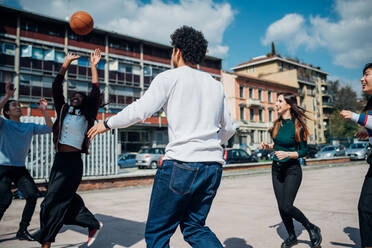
[340,63,372,248]
[261,93,321,248]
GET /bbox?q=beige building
[231,55,328,144]
[222,71,297,151]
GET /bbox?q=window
[269,110,273,122]
[268,91,272,103]
[239,85,244,98]
[250,109,255,121]
[280,62,284,72]
[249,88,253,98]
[252,65,255,72]
[259,109,263,122]
[240,106,245,121]
[258,89,262,101]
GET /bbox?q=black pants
[358,164,372,247]
[0,166,38,231]
[36,152,99,244]
[272,160,310,236]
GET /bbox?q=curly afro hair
[170,26,208,65]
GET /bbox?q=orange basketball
[69,11,94,36]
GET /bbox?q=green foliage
[326,80,362,139]
[328,111,358,138]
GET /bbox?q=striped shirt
[352,111,372,144]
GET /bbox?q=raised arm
[53,53,80,113]
[0,82,15,112]
[38,98,53,128]
[86,49,101,119]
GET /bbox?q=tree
[271,42,276,55]
[326,80,362,139]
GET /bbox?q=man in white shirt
[88,26,236,248]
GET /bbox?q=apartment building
[231,55,328,144]
[222,71,297,151]
[0,5,222,152]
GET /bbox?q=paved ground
[0,161,366,248]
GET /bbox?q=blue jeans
[145,160,223,248]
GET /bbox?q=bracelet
[103,118,111,129]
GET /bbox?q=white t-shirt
[107,66,237,164]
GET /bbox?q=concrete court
[0,162,366,248]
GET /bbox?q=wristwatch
[287,152,290,158]
[103,118,111,129]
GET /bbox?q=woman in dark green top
[261,93,321,248]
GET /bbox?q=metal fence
[22,116,118,179]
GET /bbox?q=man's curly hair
[170,26,208,65]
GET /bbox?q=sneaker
[308,224,322,248]
[87,221,103,247]
[16,229,35,241]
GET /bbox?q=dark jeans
[358,164,372,247]
[272,160,310,236]
[36,152,99,244]
[0,166,38,231]
[145,160,223,248]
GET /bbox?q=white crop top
[59,111,88,150]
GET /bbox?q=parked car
[224,149,258,164]
[346,143,368,160]
[136,148,165,169]
[118,153,137,168]
[251,149,273,160]
[314,145,346,158]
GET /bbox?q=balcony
[322,101,333,108]
[297,74,316,86]
[247,98,261,107]
[239,121,271,129]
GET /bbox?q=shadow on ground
[224,237,253,248]
[330,226,361,248]
[60,213,145,248]
[270,221,312,247]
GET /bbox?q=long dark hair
[271,92,310,142]
[363,63,372,111]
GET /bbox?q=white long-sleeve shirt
[107,66,237,164]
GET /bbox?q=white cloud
[18,0,234,57]
[262,0,372,69]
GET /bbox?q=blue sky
[2,0,371,95]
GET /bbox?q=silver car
[346,143,368,160]
[136,148,165,169]
[314,145,346,158]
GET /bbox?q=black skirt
[35,152,99,244]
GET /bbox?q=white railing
[22,116,118,179]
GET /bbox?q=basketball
[69,11,94,36]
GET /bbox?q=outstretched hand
[64,53,80,65]
[340,110,353,120]
[90,48,101,67]
[38,98,48,111]
[87,121,109,141]
[355,130,369,140]
[5,81,16,98]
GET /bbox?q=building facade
[222,71,297,152]
[231,55,328,144]
[0,5,222,153]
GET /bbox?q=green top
[273,118,308,163]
